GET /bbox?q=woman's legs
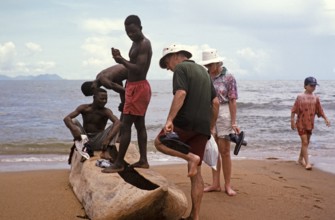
[204,157,222,192]
[219,138,236,196]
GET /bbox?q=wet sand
[1,159,335,220]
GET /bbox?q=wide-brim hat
[201,49,223,66]
[159,44,192,69]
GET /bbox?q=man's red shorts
[123,80,151,116]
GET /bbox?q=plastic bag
[203,135,219,170]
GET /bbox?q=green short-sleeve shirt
[172,60,217,137]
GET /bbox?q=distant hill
[0,74,64,80]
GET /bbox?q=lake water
[0,80,334,174]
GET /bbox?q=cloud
[82,57,106,67]
[25,42,42,53]
[80,35,130,72]
[81,36,111,55]
[79,17,131,72]
[0,41,55,75]
[311,0,335,35]
[1,0,334,80]
[236,47,272,77]
[16,61,56,73]
[0,42,16,71]
[81,18,124,35]
[80,36,116,69]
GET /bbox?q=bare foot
[305,164,312,170]
[204,185,222,192]
[101,164,124,173]
[225,185,237,196]
[129,161,149,169]
[297,159,306,167]
[100,151,112,160]
[187,154,200,177]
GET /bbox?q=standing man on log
[103,15,152,173]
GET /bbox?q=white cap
[159,44,192,68]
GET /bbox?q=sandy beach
[1,159,334,220]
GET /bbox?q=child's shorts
[298,128,312,136]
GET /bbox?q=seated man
[64,88,121,160]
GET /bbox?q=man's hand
[291,120,296,130]
[232,125,241,134]
[164,120,174,134]
[102,139,109,151]
[118,102,124,112]
[111,48,123,64]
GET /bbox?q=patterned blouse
[291,93,325,130]
[211,67,238,104]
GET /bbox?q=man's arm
[112,41,151,76]
[316,97,331,127]
[164,90,186,133]
[101,109,121,148]
[290,112,296,130]
[100,79,125,93]
[99,77,126,107]
[211,97,219,134]
[63,105,84,140]
[228,99,240,134]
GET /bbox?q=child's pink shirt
[291,93,324,130]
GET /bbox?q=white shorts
[216,104,233,139]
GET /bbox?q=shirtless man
[102,15,152,173]
[64,88,121,159]
[81,64,128,113]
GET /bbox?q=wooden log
[69,144,188,220]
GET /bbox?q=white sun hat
[201,49,224,66]
[159,44,192,68]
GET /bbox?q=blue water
[0,80,334,174]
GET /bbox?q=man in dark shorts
[154,44,219,220]
[102,15,152,173]
[63,88,121,159]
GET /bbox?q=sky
[0,0,334,81]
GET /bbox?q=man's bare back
[94,64,128,93]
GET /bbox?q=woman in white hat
[202,49,239,196]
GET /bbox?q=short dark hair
[94,88,107,96]
[125,15,141,27]
[81,81,94,96]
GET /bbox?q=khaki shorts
[216,104,233,139]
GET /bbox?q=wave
[0,140,158,155]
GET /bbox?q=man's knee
[154,137,162,150]
[134,117,145,129]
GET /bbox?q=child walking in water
[291,77,330,170]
